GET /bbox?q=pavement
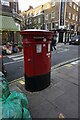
[8,58,79,118]
[3,43,69,56]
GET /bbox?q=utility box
[20,29,53,92]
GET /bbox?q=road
[51,44,79,65]
[3,44,79,82]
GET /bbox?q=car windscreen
[73,35,80,39]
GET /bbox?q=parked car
[69,35,80,45]
[0,47,7,76]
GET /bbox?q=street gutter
[51,57,80,70]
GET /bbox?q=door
[24,43,33,77]
[59,32,63,43]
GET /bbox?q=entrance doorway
[59,32,63,43]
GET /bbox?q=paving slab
[53,84,78,118]
[30,100,61,118]
[8,61,79,118]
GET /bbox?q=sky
[18,0,51,11]
[18,0,80,12]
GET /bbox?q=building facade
[0,0,22,44]
[78,1,80,34]
[20,0,79,43]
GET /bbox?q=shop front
[0,15,18,44]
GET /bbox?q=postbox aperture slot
[36,44,42,53]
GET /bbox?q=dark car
[69,35,80,45]
[0,47,7,76]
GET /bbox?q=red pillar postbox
[20,30,53,92]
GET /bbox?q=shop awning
[0,15,19,31]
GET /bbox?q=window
[72,14,75,20]
[51,12,55,18]
[46,4,48,8]
[38,26,41,29]
[28,13,30,17]
[51,23,54,30]
[77,7,78,11]
[12,9,15,13]
[34,11,36,16]
[73,4,75,9]
[68,13,71,19]
[1,0,9,6]
[76,16,78,22]
[38,18,40,23]
[68,24,70,29]
[16,23,20,31]
[45,14,48,20]
[38,10,41,15]
[46,4,49,9]
[29,19,32,24]
[69,1,72,7]
[34,19,37,24]
[26,19,28,23]
[30,12,32,16]
[71,24,74,29]
[46,23,48,30]
[52,0,55,7]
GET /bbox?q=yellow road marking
[19,80,25,85]
[59,113,65,118]
[65,64,72,67]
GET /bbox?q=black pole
[42,11,44,30]
[42,5,44,30]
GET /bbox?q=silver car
[69,35,80,45]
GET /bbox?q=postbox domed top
[20,29,53,41]
[20,29,53,35]
[22,29,49,32]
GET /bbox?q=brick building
[20,0,79,43]
[0,0,22,44]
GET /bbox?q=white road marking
[71,61,78,65]
[51,48,69,54]
[4,59,23,65]
[12,56,24,61]
[57,49,69,53]
[8,54,23,58]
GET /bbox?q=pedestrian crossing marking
[12,56,24,61]
[8,53,23,58]
[19,80,25,85]
[7,53,24,61]
[65,64,72,67]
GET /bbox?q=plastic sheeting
[2,91,31,119]
[0,73,32,119]
[0,73,10,101]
